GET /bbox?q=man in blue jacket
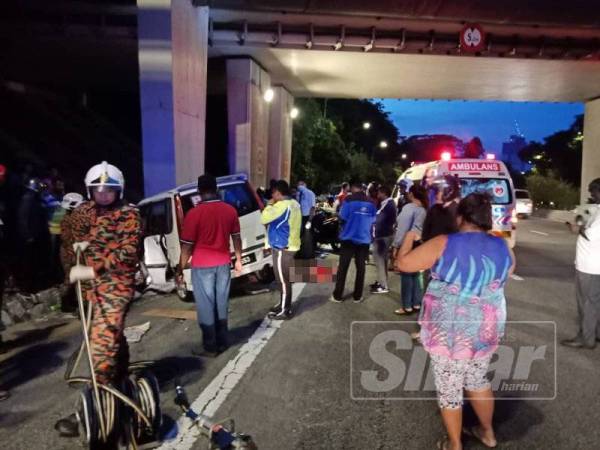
[261,180,302,319]
[331,181,377,303]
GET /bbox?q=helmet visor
[91,185,120,194]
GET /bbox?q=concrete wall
[137,0,208,196]
[137,0,175,195]
[582,98,600,204]
[171,1,208,187]
[226,59,271,189]
[268,87,294,182]
[139,5,294,195]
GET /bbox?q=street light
[290,107,299,119]
[263,88,274,103]
[401,153,407,159]
[379,141,388,149]
[363,121,371,130]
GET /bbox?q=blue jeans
[400,272,423,310]
[191,264,231,351]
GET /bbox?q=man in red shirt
[178,175,242,357]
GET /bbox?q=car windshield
[181,182,259,217]
[460,178,512,205]
[515,190,530,199]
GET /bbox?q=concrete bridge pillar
[226,58,272,189]
[268,87,294,182]
[582,98,600,203]
[137,0,208,196]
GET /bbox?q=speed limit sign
[460,23,486,52]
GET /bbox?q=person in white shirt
[562,178,600,350]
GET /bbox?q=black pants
[296,216,315,259]
[333,240,369,301]
[273,248,295,313]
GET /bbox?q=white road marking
[510,274,524,281]
[530,230,549,236]
[158,282,307,450]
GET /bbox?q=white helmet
[61,192,84,211]
[84,161,124,199]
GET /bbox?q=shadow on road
[463,396,544,446]
[0,341,69,390]
[291,292,330,319]
[1,323,69,354]
[0,411,33,430]
[150,356,205,391]
[229,319,264,346]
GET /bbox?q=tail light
[511,209,518,224]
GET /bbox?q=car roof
[138,173,248,205]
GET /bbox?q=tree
[291,99,350,192]
[291,98,403,192]
[519,115,583,185]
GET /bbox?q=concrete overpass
[136,0,600,200]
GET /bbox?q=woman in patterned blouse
[396,193,515,450]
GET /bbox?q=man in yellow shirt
[261,180,301,320]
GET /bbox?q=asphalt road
[1,217,599,450]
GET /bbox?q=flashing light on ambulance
[441,151,452,161]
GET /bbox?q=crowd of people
[251,173,600,450]
[2,158,600,450]
[0,163,84,299]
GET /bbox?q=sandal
[413,305,421,311]
[394,308,413,315]
[463,426,497,448]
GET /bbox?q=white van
[394,158,517,248]
[138,174,273,299]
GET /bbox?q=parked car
[138,174,273,300]
[515,189,534,218]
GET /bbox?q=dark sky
[380,99,584,153]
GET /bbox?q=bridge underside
[209,46,600,102]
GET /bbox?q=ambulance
[395,158,517,248]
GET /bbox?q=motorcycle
[312,205,340,252]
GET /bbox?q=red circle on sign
[494,185,505,197]
[460,23,486,53]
